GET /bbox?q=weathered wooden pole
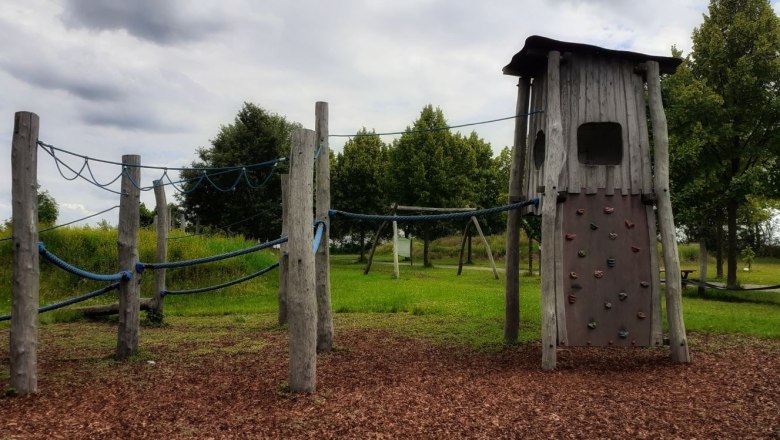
[457,220,471,275]
[541,51,565,370]
[504,76,531,344]
[646,61,690,363]
[287,128,317,392]
[278,174,290,325]
[10,111,40,394]
[391,218,400,279]
[315,101,334,353]
[152,179,168,317]
[117,155,141,359]
[471,217,499,280]
[179,213,185,232]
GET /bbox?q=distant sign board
[397,237,412,258]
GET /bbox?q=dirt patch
[1,321,778,439]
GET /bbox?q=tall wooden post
[278,174,290,325]
[10,111,40,394]
[152,180,168,316]
[315,101,334,353]
[288,128,317,392]
[117,155,141,359]
[504,76,532,344]
[646,61,690,363]
[541,51,565,370]
[392,218,400,279]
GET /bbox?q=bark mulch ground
[1,320,778,439]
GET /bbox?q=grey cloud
[61,0,229,44]
[1,61,125,102]
[80,107,185,133]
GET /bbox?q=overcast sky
[2,0,778,227]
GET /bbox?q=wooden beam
[152,180,168,317]
[117,155,141,359]
[471,217,499,280]
[504,76,532,344]
[287,128,317,392]
[541,51,566,370]
[457,219,472,276]
[315,102,334,353]
[78,298,153,317]
[646,61,690,363]
[10,111,40,394]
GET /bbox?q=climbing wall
[562,191,653,346]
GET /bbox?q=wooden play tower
[502,36,691,369]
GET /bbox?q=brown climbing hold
[576,208,585,215]
[565,233,576,241]
[637,312,647,319]
[594,270,604,279]
[570,272,578,279]
[604,206,615,214]
[609,232,618,240]
[578,250,587,257]
[618,291,628,301]
[631,246,641,253]
[568,294,577,304]
[625,219,635,229]
[587,321,597,329]
[640,281,649,288]
[604,301,612,309]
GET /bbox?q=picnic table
[660,269,696,287]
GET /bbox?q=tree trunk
[423,227,431,267]
[358,228,366,263]
[726,196,739,288]
[716,219,724,278]
[466,232,473,264]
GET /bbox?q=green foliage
[178,102,301,241]
[139,203,155,228]
[37,188,58,226]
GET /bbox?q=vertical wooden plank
[584,55,599,193]
[636,68,653,195]
[505,77,531,344]
[647,61,690,363]
[471,217,499,280]
[152,180,168,317]
[117,155,141,360]
[10,111,40,394]
[623,63,642,195]
[315,101,333,353]
[646,205,663,346]
[278,174,289,325]
[567,54,582,194]
[392,220,400,279]
[615,61,631,196]
[287,128,317,392]
[559,55,570,192]
[541,51,565,370]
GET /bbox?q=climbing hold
[568,294,577,304]
[590,223,599,230]
[578,250,587,257]
[606,257,616,268]
[576,208,585,215]
[625,219,635,229]
[637,312,647,320]
[604,207,615,214]
[565,233,576,241]
[594,270,604,279]
[640,281,650,288]
[571,283,583,291]
[604,301,612,309]
[587,321,597,329]
[618,329,629,339]
[618,292,628,301]
[631,246,641,253]
[570,272,578,279]
[609,232,618,240]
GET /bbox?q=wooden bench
[660,269,696,287]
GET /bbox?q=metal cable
[161,261,279,296]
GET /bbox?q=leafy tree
[388,105,477,266]
[139,203,155,228]
[37,188,58,226]
[178,103,300,241]
[331,129,390,261]
[665,0,780,287]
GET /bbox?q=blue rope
[0,282,120,322]
[161,261,280,296]
[314,143,323,160]
[312,220,326,254]
[139,236,288,271]
[329,110,544,138]
[329,199,540,222]
[39,243,132,281]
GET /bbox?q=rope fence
[39,242,132,281]
[161,261,280,296]
[138,235,288,271]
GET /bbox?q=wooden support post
[278,174,290,325]
[471,217,499,280]
[287,128,317,392]
[152,180,168,316]
[646,61,690,363]
[698,240,707,296]
[315,101,333,353]
[467,232,473,264]
[364,220,389,275]
[117,155,141,359]
[391,219,400,279]
[10,111,40,394]
[504,76,531,344]
[541,51,565,370]
[457,220,471,276]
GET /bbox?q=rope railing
[0,282,120,322]
[329,198,540,222]
[161,261,280,296]
[38,243,132,281]
[312,220,326,253]
[329,110,544,138]
[138,235,288,271]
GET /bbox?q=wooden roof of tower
[503,35,682,77]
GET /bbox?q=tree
[178,103,301,241]
[37,188,58,226]
[388,105,477,266]
[331,129,390,261]
[665,0,780,287]
[139,203,155,228]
